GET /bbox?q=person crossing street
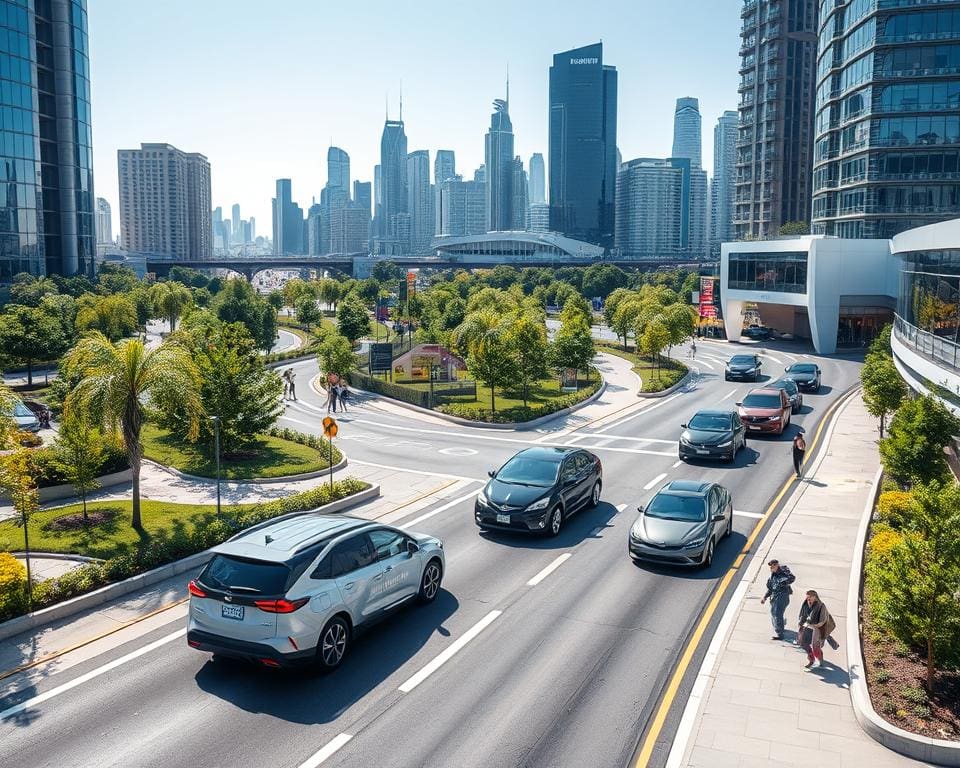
[759,559,795,641]
[792,432,806,478]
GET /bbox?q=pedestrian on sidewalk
[689,339,697,359]
[281,371,290,400]
[792,432,806,478]
[326,383,338,413]
[798,589,836,669]
[286,369,297,401]
[760,559,795,640]
[337,382,349,412]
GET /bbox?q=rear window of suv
[199,555,291,595]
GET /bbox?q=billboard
[699,277,717,319]
[369,343,393,374]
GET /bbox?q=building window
[727,250,808,294]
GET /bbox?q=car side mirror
[407,540,419,555]
[637,505,644,514]
[735,402,742,407]
[712,513,725,522]
[681,423,687,429]
[784,366,789,372]
[487,470,496,478]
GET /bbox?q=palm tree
[63,332,202,529]
[149,281,193,332]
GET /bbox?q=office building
[327,146,350,197]
[437,176,466,237]
[434,150,456,184]
[711,110,738,255]
[0,0,95,278]
[672,97,703,168]
[529,202,550,233]
[408,149,432,253]
[272,178,303,255]
[231,204,241,245]
[353,180,372,219]
[377,117,408,251]
[615,157,707,260]
[512,157,528,230]
[306,201,323,255]
[212,206,224,250]
[249,216,255,241]
[528,152,545,203]
[96,198,112,244]
[735,0,817,239]
[812,0,960,239]
[466,178,487,235]
[485,96,514,232]
[118,143,212,259]
[330,206,371,254]
[549,42,618,248]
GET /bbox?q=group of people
[760,558,838,670]
[281,369,297,401]
[326,380,349,413]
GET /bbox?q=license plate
[748,426,761,430]
[496,514,510,524]
[696,449,709,455]
[221,603,244,621]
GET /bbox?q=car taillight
[254,597,309,613]
[187,580,207,598]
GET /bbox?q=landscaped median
[597,341,688,394]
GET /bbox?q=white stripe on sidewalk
[348,459,479,483]
[643,472,668,491]
[527,553,572,586]
[0,628,185,721]
[398,610,502,693]
[399,489,481,529]
[297,734,354,768]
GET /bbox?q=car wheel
[816,383,821,393]
[589,481,602,508]
[417,558,443,604]
[726,450,735,464]
[547,506,563,537]
[702,538,715,568]
[316,616,350,671]
[725,513,733,538]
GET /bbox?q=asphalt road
[0,338,863,768]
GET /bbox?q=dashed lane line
[526,554,572,587]
[733,509,763,519]
[593,393,684,434]
[398,490,481,530]
[720,390,736,401]
[643,473,668,491]
[297,734,354,768]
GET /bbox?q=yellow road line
[632,386,856,767]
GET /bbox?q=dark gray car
[678,409,746,463]
[724,354,762,381]
[628,480,733,567]
[769,378,803,413]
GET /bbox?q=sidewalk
[670,394,926,767]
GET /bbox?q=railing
[895,315,960,373]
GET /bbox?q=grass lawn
[141,425,336,480]
[0,499,237,559]
[436,377,600,422]
[599,343,688,393]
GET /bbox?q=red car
[737,387,791,435]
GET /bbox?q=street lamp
[210,416,221,518]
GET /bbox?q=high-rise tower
[327,147,351,197]
[377,114,409,251]
[528,153,546,204]
[485,94,515,232]
[710,110,738,254]
[672,97,703,168]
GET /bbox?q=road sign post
[322,416,338,492]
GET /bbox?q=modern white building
[433,231,603,265]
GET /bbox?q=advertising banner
[369,343,393,374]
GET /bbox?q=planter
[0,469,134,503]
[637,371,691,398]
[152,454,348,485]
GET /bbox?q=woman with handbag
[797,590,836,669]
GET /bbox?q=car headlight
[477,491,488,506]
[526,497,550,512]
[630,525,644,541]
[680,432,691,445]
[718,440,733,447]
[685,537,706,549]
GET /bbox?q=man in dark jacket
[759,559,795,640]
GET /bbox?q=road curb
[266,353,316,369]
[638,370,691,399]
[0,483,380,643]
[145,454,348,486]
[11,552,104,563]
[846,469,960,765]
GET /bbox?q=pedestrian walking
[337,382,349,412]
[326,383,337,413]
[690,339,697,359]
[759,559,795,640]
[798,589,837,669]
[286,369,297,401]
[281,371,290,400]
[792,432,806,478]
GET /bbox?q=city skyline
[88,0,741,234]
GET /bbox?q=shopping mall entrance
[836,306,894,348]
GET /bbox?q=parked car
[475,446,602,536]
[678,409,746,463]
[737,387,792,435]
[783,362,822,392]
[628,480,733,567]
[743,326,772,340]
[725,354,763,382]
[769,378,803,414]
[187,515,445,670]
[9,401,40,432]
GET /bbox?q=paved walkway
[670,394,926,767]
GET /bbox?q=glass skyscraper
[711,110,739,254]
[485,97,514,232]
[0,0,95,279]
[549,42,617,248]
[376,118,408,252]
[812,0,960,239]
[672,97,703,168]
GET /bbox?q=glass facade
[813,0,960,240]
[896,248,960,370]
[549,42,617,249]
[727,250,808,294]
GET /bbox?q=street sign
[370,342,393,374]
[322,416,338,438]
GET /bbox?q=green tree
[295,294,323,331]
[169,266,211,289]
[358,277,382,305]
[316,278,342,314]
[150,281,193,332]
[0,448,39,607]
[504,311,549,407]
[64,333,201,529]
[371,260,403,282]
[53,412,103,522]
[10,274,59,307]
[867,482,960,693]
[640,317,671,373]
[212,278,275,351]
[611,298,644,350]
[581,263,628,300]
[879,394,960,486]
[662,302,696,354]
[778,221,810,236]
[860,352,907,437]
[868,323,893,357]
[603,287,634,329]
[454,311,519,414]
[40,293,78,343]
[128,286,154,329]
[0,304,69,385]
[336,295,371,343]
[75,293,138,341]
[317,332,356,379]
[96,263,139,294]
[266,290,284,311]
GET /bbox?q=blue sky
[89,0,742,232]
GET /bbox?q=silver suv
[186,515,445,670]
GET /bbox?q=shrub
[867,526,903,569]
[874,669,891,684]
[0,552,28,621]
[876,491,912,528]
[29,435,128,489]
[880,476,902,494]
[902,686,928,705]
[436,383,600,424]
[880,699,897,715]
[912,704,932,719]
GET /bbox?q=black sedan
[475,446,602,537]
[769,378,803,413]
[783,362,821,392]
[743,326,772,340]
[725,354,762,381]
[679,410,746,463]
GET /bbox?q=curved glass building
[812,0,960,240]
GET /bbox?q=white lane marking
[643,472,668,491]
[761,353,783,365]
[297,733,354,768]
[398,610,502,693]
[734,509,763,519]
[526,553,572,586]
[399,489,480,529]
[588,526,604,536]
[616,503,628,512]
[700,354,730,366]
[672,460,682,468]
[0,628,185,720]
[692,359,714,371]
[437,447,478,456]
[568,444,675,457]
[563,434,585,444]
[579,434,675,444]
[720,390,736,401]
[779,351,799,362]
[595,392,684,434]
[349,459,479,483]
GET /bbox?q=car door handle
[342,582,355,590]
[384,565,394,572]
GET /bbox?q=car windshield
[688,413,731,431]
[496,456,559,487]
[645,493,706,522]
[13,403,33,418]
[742,393,782,408]
[729,356,755,365]
[772,380,795,392]
[200,555,291,595]
[788,364,816,374]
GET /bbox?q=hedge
[265,426,343,465]
[31,442,129,489]
[0,552,27,621]
[437,382,600,424]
